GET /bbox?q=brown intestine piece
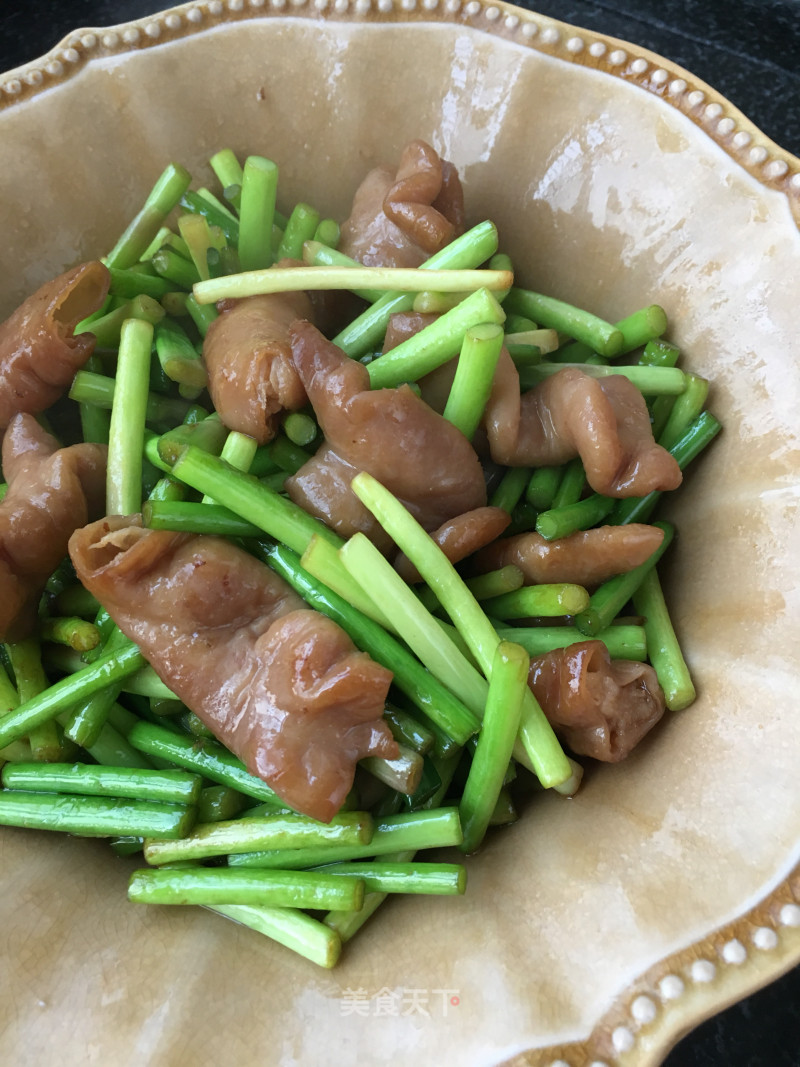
[472,524,665,588]
[395,506,511,584]
[339,140,464,268]
[202,262,313,444]
[283,444,393,552]
[485,360,682,498]
[69,517,397,823]
[0,414,107,642]
[528,641,666,761]
[382,311,439,353]
[0,261,110,430]
[285,321,486,542]
[416,344,679,500]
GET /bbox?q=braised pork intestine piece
[0,414,106,642]
[395,506,511,584]
[0,262,110,430]
[384,315,677,502]
[472,524,665,588]
[486,360,682,498]
[528,641,666,762]
[339,140,465,268]
[202,270,312,444]
[68,517,397,823]
[284,444,394,552]
[285,320,487,539]
[382,311,439,354]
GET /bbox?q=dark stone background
[2,2,798,1064]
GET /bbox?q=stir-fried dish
[0,141,720,967]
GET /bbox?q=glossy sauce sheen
[0,414,106,641]
[395,506,511,584]
[487,361,682,497]
[394,318,679,500]
[69,518,397,822]
[0,261,109,429]
[202,283,312,443]
[528,641,665,761]
[474,524,665,587]
[286,320,487,543]
[339,140,464,267]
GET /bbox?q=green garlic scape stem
[0,642,144,752]
[332,220,499,358]
[481,583,590,620]
[520,362,687,396]
[535,494,615,541]
[238,155,279,272]
[105,163,192,270]
[349,473,570,789]
[227,807,463,869]
[128,866,365,911]
[367,287,505,389]
[1,762,202,805]
[142,500,261,539]
[0,790,194,840]
[302,240,384,302]
[39,617,100,652]
[70,370,195,426]
[441,322,505,441]
[489,466,532,514]
[339,533,489,717]
[496,623,647,661]
[504,288,623,357]
[209,148,244,212]
[299,535,396,632]
[5,638,62,762]
[464,566,524,601]
[180,189,239,246]
[210,903,341,968]
[311,861,465,896]
[126,721,290,807]
[107,318,154,515]
[143,811,374,865]
[162,444,341,556]
[658,374,710,451]
[459,642,529,854]
[193,266,511,305]
[632,568,696,710]
[277,203,321,261]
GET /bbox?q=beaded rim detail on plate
[0,2,799,1064]
[509,860,800,1067]
[0,0,796,221]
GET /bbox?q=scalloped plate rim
[1,0,799,222]
[1,3,799,1065]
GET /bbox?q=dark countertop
[1,2,799,1064]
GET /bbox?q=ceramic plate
[1,3,799,1065]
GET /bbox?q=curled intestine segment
[202,267,313,444]
[285,320,487,545]
[339,140,465,268]
[69,517,397,822]
[0,414,107,642]
[486,361,682,498]
[0,261,110,430]
[472,524,666,588]
[528,641,666,762]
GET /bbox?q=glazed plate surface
[0,4,799,1065]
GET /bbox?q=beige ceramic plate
[1,3,799,1065]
